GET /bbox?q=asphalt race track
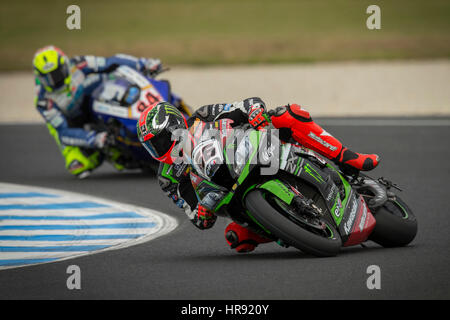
[0,121,449,299]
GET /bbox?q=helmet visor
[39,63,69,90]
[141,128,175,160]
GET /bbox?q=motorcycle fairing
[341,194,376,246]
[189,170,228,211]
[279,147,376,245]
[91,66,169,130]
[90,66,170,163]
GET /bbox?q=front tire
[245,190,342,257]
[369,196,417,247]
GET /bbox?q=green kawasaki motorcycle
[186,121,417,257]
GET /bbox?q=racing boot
[225,222,272,253]
[47,124,104,178]
[270,104,380,173]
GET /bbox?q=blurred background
[0,0,449,120]
[2,0,450,68]
[1,1,449,300]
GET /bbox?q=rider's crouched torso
[156,98,266,229]
[35,59,107,148]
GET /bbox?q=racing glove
[159,177,183,206]
[170,192,186,209]
[192,204,217,230]
[248,104,270,131]
[93,131,109,149]
[141,58,162,77]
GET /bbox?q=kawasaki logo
[344,198,358,234]
[304,163,324,183]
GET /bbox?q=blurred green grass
[1,0,449,70]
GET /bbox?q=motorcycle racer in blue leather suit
[33,45,172,178]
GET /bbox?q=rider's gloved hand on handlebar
[170,193,186,209]
[141,58,162,77]
[93,131,109,149]
[248,104,270,131]
[193,204,217,230]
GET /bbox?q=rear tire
[245,190,341,257]
[369,196,417,247]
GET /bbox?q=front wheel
[368,196,417,247]
[245,190,342,257]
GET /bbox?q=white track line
[0,182,178,270]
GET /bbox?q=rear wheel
[245,189,341,257]
[368,196,417,247]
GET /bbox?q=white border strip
[0,182,178,271]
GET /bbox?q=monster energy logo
[304,163,324,183]
[152,113,169,131]
[148,103,181,133]
[163,104,182,116]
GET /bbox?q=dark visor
[142,128,174,159]
[40,64,68,89]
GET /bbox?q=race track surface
[0,122,449,299]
